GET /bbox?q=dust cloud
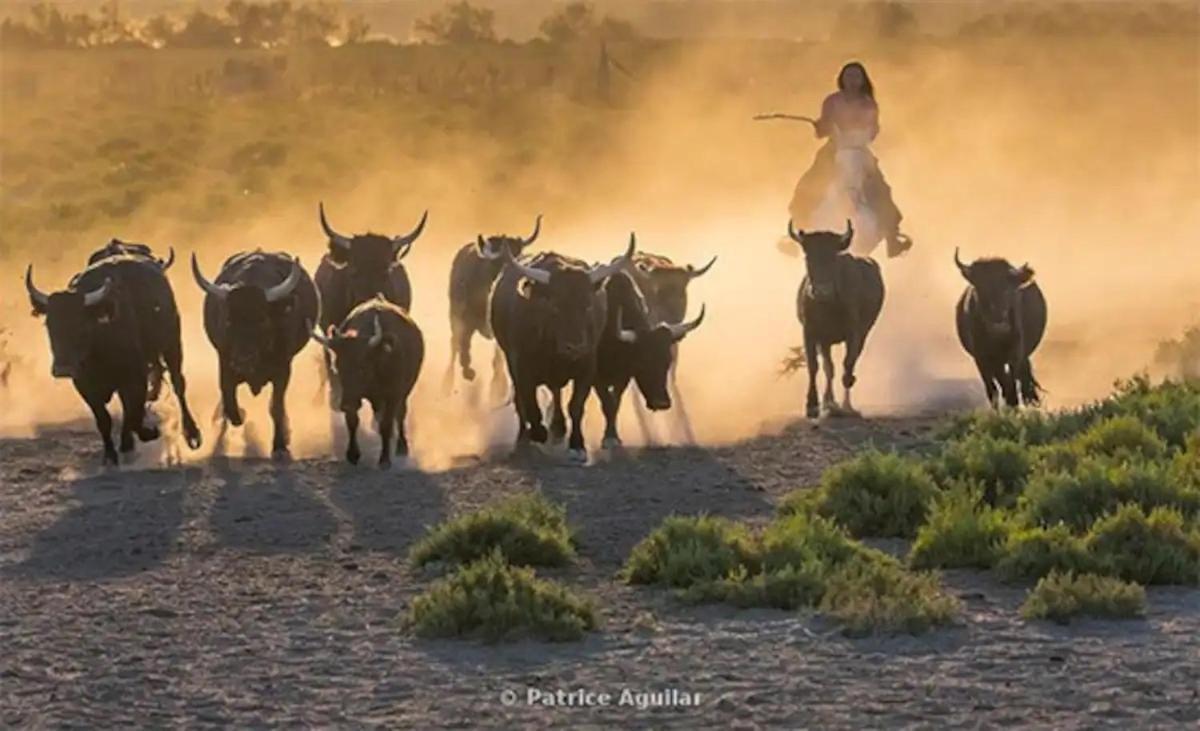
[0,16,1197,468]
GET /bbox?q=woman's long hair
[837,61,875,99]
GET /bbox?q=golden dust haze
[1,4,1198,469]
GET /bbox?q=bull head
[955,248,1036,288]
[686,256,717,279]
[319,202,428,262]
[475,215,543,260]
[25,265,111,314]
[311,313,385,351]
[788,219,853,251]
[618,303,706,344]
[191,254,304,303]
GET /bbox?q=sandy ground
[1,418,1198,730]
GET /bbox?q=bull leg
[455,321,476,381]
[973,358,1000,408]
[164,344,202,449]
[118,376,154,454]
[394,396,410,458]
[516,375,547,444]
[489,344,508,403]
[804,335,820,419]
[312,349,329,406]
[377,400,396,469]
[147,360,164,402]
[79,382,119,465]
[546,388,567,444]
[841,333,865,417]
[668,354,696,444]
[1018,358,1040,406]
[269,366,291,459]
[219,365,245,427]
[344,408,361,465]
[1000,357,1020,408]
[566,378,591,462]
[820,344,838,414]
[597,382,623,449]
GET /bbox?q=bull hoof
[529,424,548,444]
[378,455,392,470]
[226,409,245,427]
[462,367,476,381]
[137,425,160,443]
[346,447,361,465]
[272,447,291,463]
[395,440,409,457]
[103,449,119,466]
[806,403,820,419]
[567,448,588,464]
[185,431,203,450]
[601,436,622,449]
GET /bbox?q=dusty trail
[1,422,1197,729]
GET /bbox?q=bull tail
[779,344,808,377]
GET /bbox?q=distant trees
[538,1,639,44]
[413,1,496,44]
[0,0,371,49]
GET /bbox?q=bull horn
[191,253,228,300]
[367,313,384,348]
[392,210,429,260]
[159,247,175,271]
[265,257,303,303]
[687,255,717,278]
[954,247,970,278]
[522,214,543,247]
[787,220,805,244]
[588,232,637,284]
[319,202,352,253]
[82,278,113,307]
[25,265,50,310]
[667,303,706,340]
[840,219,854,248]
[616,307,638,344]
[475,234,503,260]
[501,240,551,285]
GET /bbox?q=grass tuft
[1020,570,1146,623]
[909,487,1011,570]
[409,549,597,642]
[409,493,575,569]
[622,514,757,587]
[799,451,939,538]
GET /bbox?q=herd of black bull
[22,212,1046,467]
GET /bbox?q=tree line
[0,0,640,49]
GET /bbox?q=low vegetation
[779,378,1200,626]
[1020,571,1146,623]
[409,549,597,642]
[409,492,576,569]
[625,513,961,636]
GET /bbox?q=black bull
[26,254,203,464]
[312,297,425,468]
[443,215,542,396]
[489,239,634,461]
[954,250,1047,408]
[193,250,319,456]
[313,204,426,402]
[790,220,885,418]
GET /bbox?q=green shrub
[997,524,1096,581]
[1074,415,1167,461]
[1020,571,1146,623]
[933,435,1033,506]
[818,560,961,637]
[1085,505,1200,585]
[679,562,827,610]
[807,451,939,538]
[760,513,895,572]
[409,493,575,569]
[1021,459,1200,532]
[622,515,758,588]
[409,550,597,642]
[909,488,1011,570]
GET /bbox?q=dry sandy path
[1,421,1197,729]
